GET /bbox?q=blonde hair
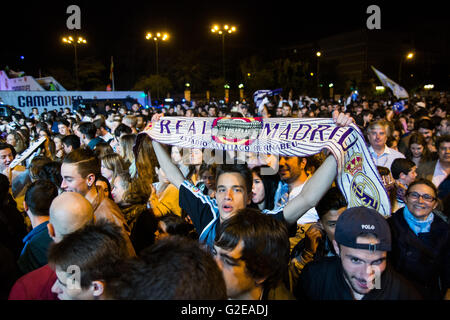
[100,153,129,182]
[119,134,136,164]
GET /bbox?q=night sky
[0,1,448,88]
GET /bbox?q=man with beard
[294,207,422,300]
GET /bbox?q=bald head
[49,192,94,242]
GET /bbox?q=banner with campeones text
[144,116,391,217]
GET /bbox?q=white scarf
[144,116,391,216]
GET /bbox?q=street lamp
[398,51,414,83]
[62,35,87,90]
[316,51,322,93]
[145,31,169,100]
[211,24,237,83]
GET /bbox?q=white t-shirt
[288,180,319,224]
[432,160,447,188]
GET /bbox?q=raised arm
[283,110,353,225]
[150,114,185,189]
[283,155,337,225]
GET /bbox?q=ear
[433,201,439,210]
[332,240,340,256]
[300,157,307,169]
[91,280,105,298]
[254,276,268,287]
[47,223,56,240]
[23,200,29,213]
[399,172,406,181]
[86,173,96,188]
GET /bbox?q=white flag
[371,66,409,99]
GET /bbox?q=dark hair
[107,236,227,299]
[416,118,435,131]
[0,143,16,158]
[216,164,253,196]
[37,161,63,188]
[96,175,112,199]
[407,178,438,198]
[62,148,101,180]
[214,208,290,291]
[0,173,27,256]
[93,118,107,130]
[158,213,196,238]
[61,134,81,150]
[29,156,52,181]
[251,165,280,210]
[406,132,433,162]
[114,123,132,137]
[315,187,347,220]
[58,119,70,128]
[24,180,58,216]
[436,134,450,150]
[48,219,131,289]
[78,122,97,140]
[93,142,114,158]
[391,158,416,180]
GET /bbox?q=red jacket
[8,264,58,300]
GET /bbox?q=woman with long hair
[405,132,435,167]
[94,142,115,159]
[38,128,56,160]
[52,134,65,161]
[119,134,137,175]
[134,134,158,194]
[100,153,129,185]
[6,131,27,155]
[250,165,281,211]
[111,171,157,254]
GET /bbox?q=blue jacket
[17,221,53,275]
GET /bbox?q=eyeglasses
[407,191,436,202]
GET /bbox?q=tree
[209,77,226,100]
[133,74,173,99]
[166,48,216,93]
[273,58,309,95]
[77,57,106,91]
[240,55,275,94]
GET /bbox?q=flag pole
[110,56,115,91]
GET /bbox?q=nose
[225,189,233,200]
[51,280,63,295]
[60,179,68,190]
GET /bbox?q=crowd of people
[0,92,449,301]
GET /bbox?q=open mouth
[222,204,233,213]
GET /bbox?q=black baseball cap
[334,207,391,252]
